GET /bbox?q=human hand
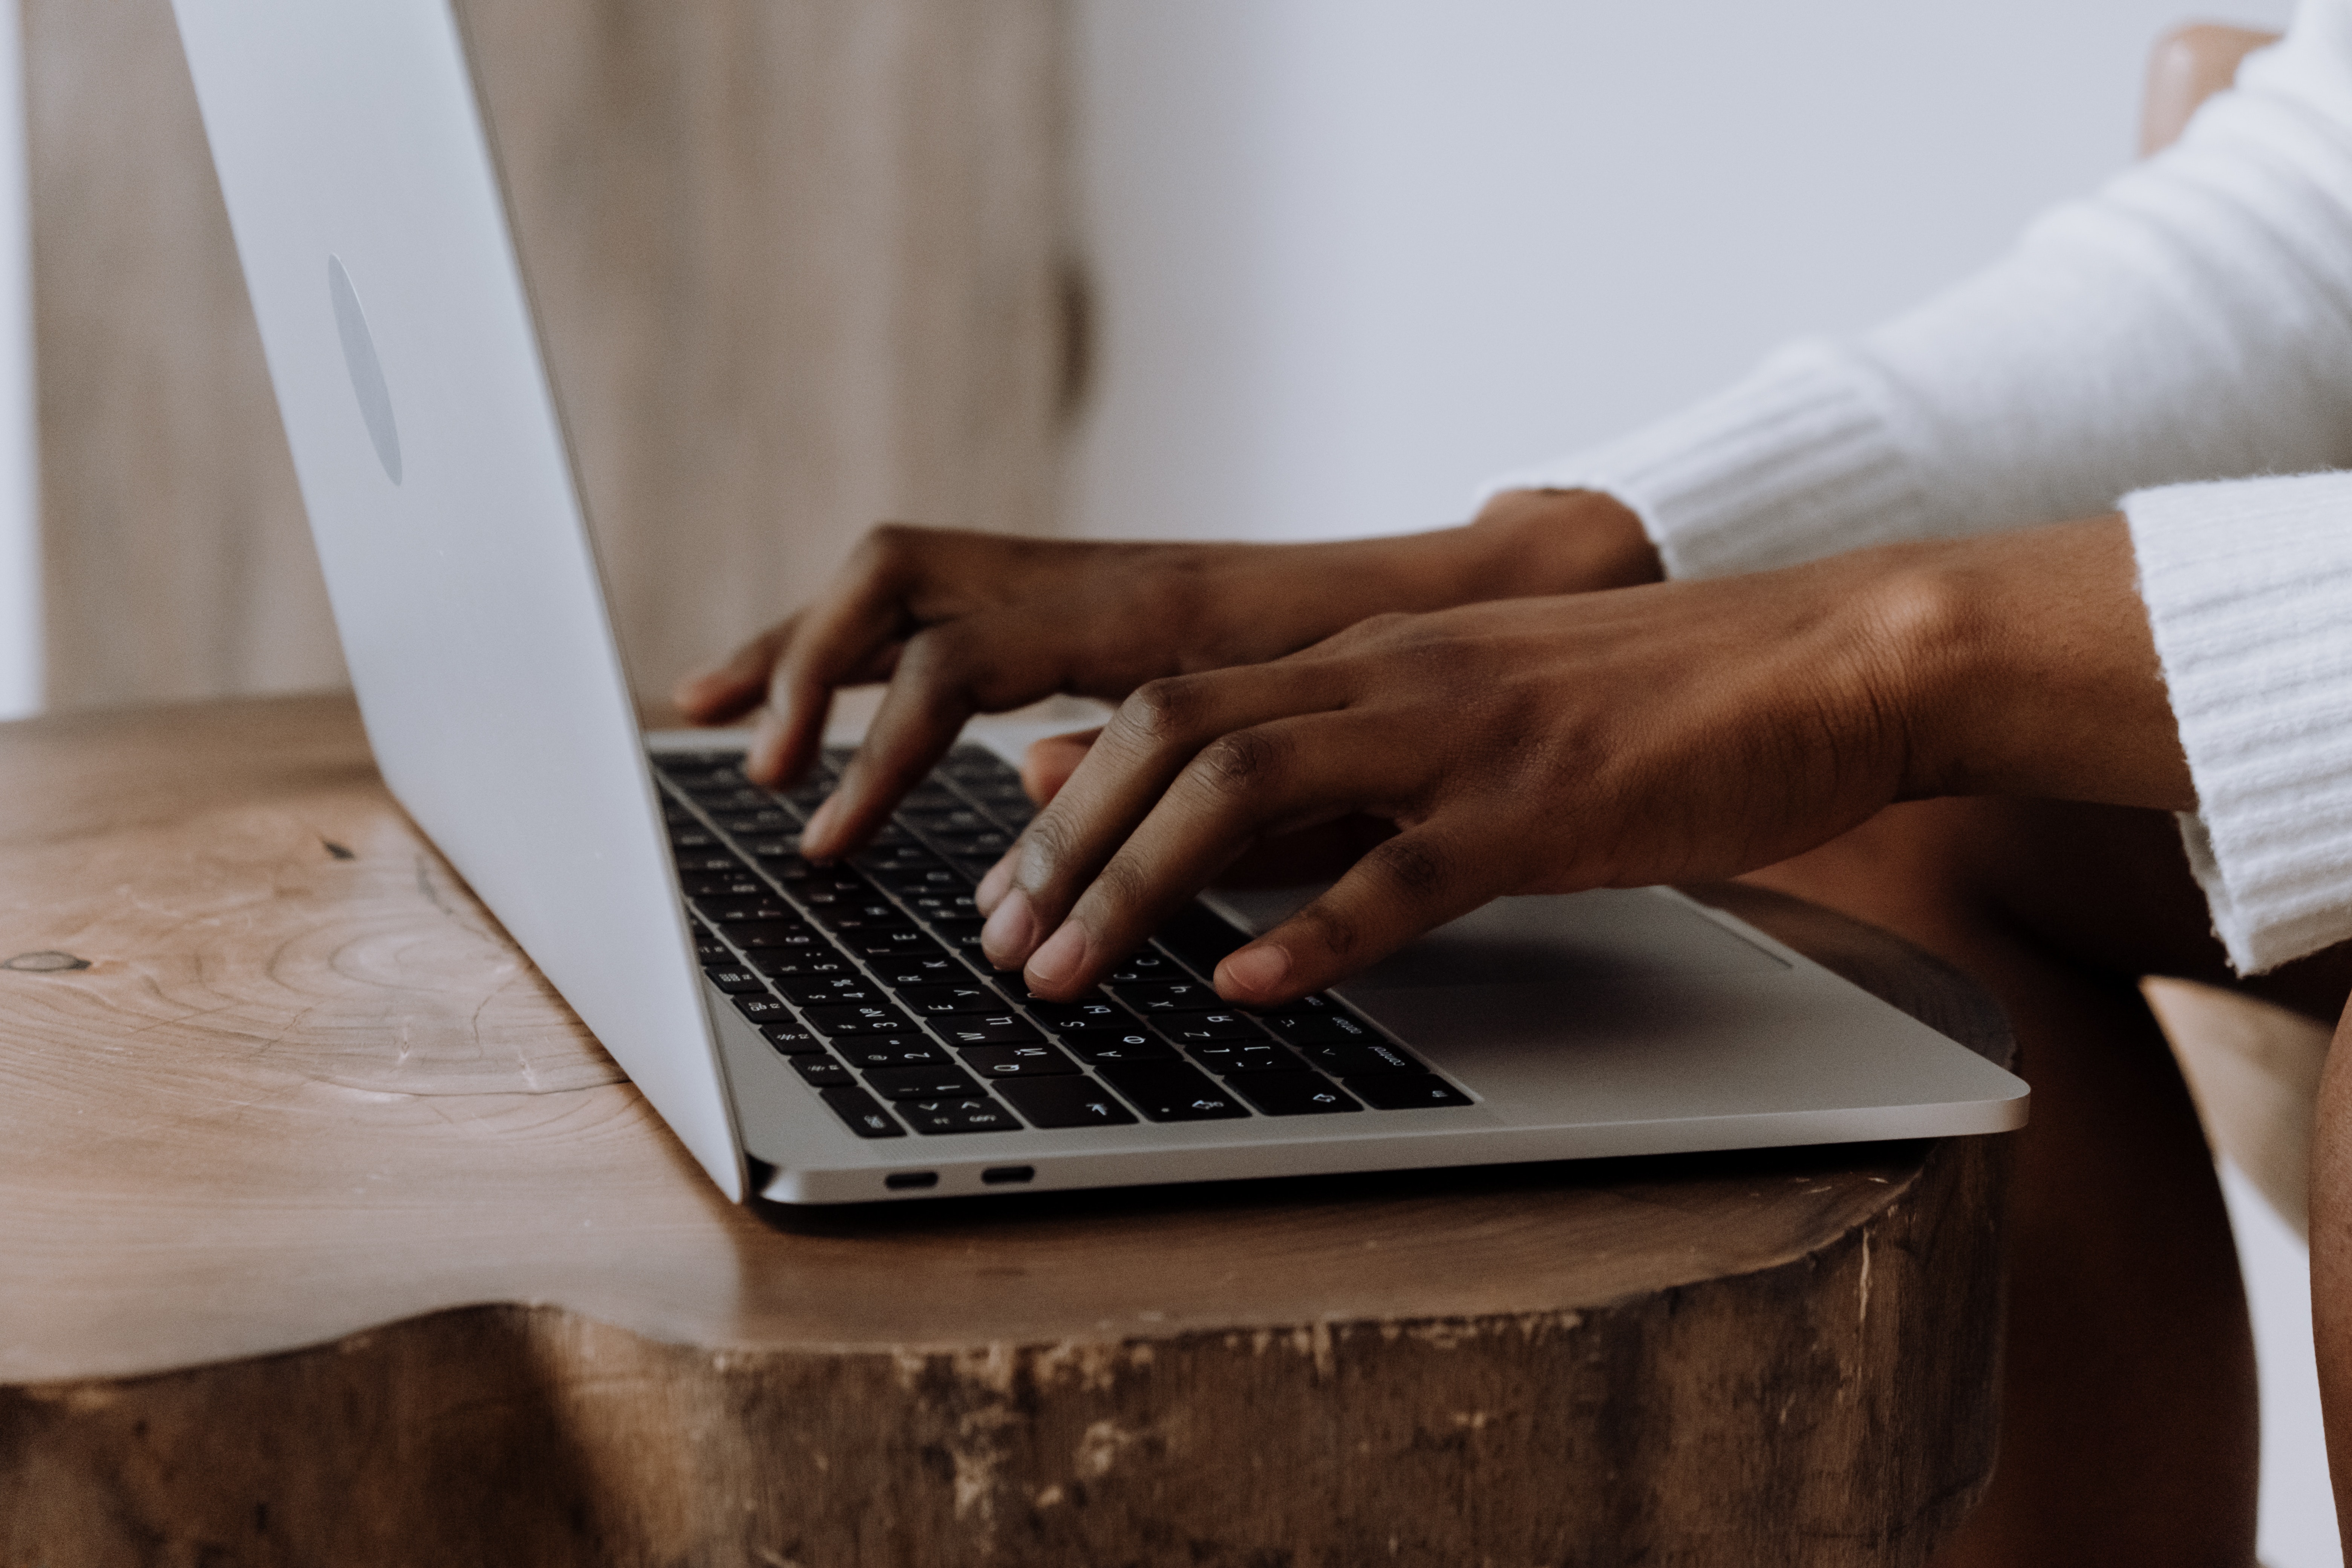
[973,516,2190,1005]
[673,490,1658,858]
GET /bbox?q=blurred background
[0,1,2330,1560]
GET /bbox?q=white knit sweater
[1485,0,2352,974]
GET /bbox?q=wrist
[1460,488,1664,597]
[1868,518,2193,810]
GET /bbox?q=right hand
[673,489,1659,858]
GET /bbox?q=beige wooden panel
[26,0,1073,712]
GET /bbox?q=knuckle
[1294,899,1363,962]
[1087,852,1152,917]
[1191,727,1286,800]
[1119,676,1200,746]
[1014,809,1078,885]
[1365,834,1449,903]
[897,622,975,679]
[860,521,925,562]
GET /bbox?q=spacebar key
[1095,1060,1250,1122]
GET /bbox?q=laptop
[170,0,2026,1204]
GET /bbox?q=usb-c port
[885,1171,939,1191]
[982,1165,1035,1185]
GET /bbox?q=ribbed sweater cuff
[2127,471,2352,972]
[1475,343,1937,580]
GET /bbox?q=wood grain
[24,0,1072,711]
[0,695,2012,1566]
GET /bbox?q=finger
[1216,822,1495,1005]
[1020,727,1101,807]
[674,623,792,724]
[1017,711,1391,997]
[979,666,1350,973]
[801,619,1067,859]
[743,534,931,786]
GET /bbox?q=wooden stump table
[0,695,2013,1567]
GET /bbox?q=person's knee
[1747,797,2225,988]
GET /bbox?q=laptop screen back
[172,0,744,1197]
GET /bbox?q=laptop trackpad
[1206,884,1787,989]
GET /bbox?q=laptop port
[981,1165,1035,1185]
[884,1171,939,1190]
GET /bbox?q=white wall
[1070,0,2298,543]
[1070,4,2335,1564]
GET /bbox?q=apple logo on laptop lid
[327,254,402,485]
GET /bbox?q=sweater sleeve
[1479,0,2352,971]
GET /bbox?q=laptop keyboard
[652,743,1475,1140]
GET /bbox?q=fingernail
[1026,922,1089,990]
[975,854,1016,913]
[1220,944,1290,999]
[981,888,1038,965]
[746,714,781,784]
[800,795,838,854]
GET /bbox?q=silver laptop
[171,0,2026,1204]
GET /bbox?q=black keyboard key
[1156,1011,1267,1044]
[701,966,769,995]
[996,1075,1139,1129]
[743,838,805,862]
[1256,1010,1374,1046]
[776,975,886,1007]
[1063,1031,1179,1064]
[1233,1073,1362,1116]
[692,931,732,963]
[930,1012,1044,1047]
[730,993,793,1027]
[794,875,879,907]
[672,852,742,876]
[870,864,972,894]
[833,1037,949,1069]
[933,828,1015,858]
[865,951,975,988]
[691,786,775,812]
[1022,998,1124,1034]
[808,903,916,935]
[1112,980,1226,1014]
[1297,1039,1423,1076]
[906,807,996,836]
[863,1064,985,1101]
[1104,951,1185,985]
[668,828,722,853]
[842,928,943,958]
[1186,1041,1306,1075]
[901,1096,1022,1135]
[806,1002,921,1037]
[897,981,1006,1016]
[748,949,859,980]
[1095,1061,1251,1122]
[900,889,981,923]
[958,1042,1080,1078]
[818,1085,905,1138]
[684,872,774,899]
[792,1054,856,1088]
[1347,1073,1474,1110]
[900,781,967,810]
[697,894,796,924]
[719,918,812,949]
[760,1021,826,1055]
[1153,902,1252,975]
[932,920,991,956]
[712,808,798,836]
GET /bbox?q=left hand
[975,516,2191,1004]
